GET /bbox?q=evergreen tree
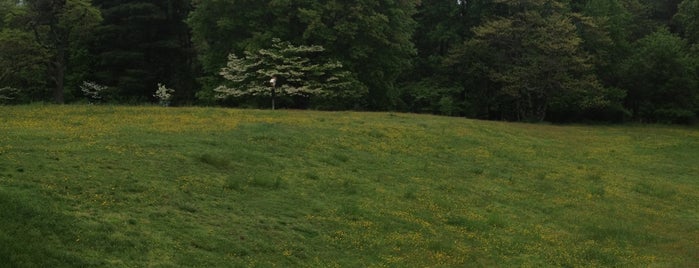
[92,0,195,103]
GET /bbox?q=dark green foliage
[0,29,49,102]
[291,0,420,109]
[400,78,465,116]
[92,0,196,103]
[640,0,683,28]
[445,1,615,122]
[675,0,699,43]
[0,2,48,102]
[187,0,302,103]
[2,0,699,124]
[24,0,102,103]
[620,29,698,123]
[400,0,495,117]
[188,0,419,110]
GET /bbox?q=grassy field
[0,105,697,267]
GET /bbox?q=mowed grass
[0,105,697,267]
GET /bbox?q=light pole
[269,76,277,110]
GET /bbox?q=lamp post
[269,76,277,110]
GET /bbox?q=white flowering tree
[0,86,19,104]
[214,38,362,109]
[154,83,175,106]
[80,81,108,103]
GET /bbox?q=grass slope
[0,105,697,267]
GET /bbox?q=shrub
[654,108,696,124]
[0,87,20,104]
[80,81,108,104]
[154,83,174,106]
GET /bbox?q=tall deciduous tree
[639,0,683,29]
[0,29,49,101]
[579,0,634,81]
[620,29,698,123]
[447,0,616,121]
[675,0,699,43]
[187,0,272,102]
[26,0,101,103]
[299,0,419,109]
[1,0,49,102]
[399,0,496,116]
[0,0,13,29]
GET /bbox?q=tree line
[1,0,698,123]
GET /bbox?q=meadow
[0,105,697,267]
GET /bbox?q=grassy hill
[0,105,697,267]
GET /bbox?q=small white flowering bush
[154,83,175,106]
[80,81,107,103]
[0,86,20,104]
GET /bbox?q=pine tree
[92,0,195,103]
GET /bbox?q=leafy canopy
[451,0,610,121]
[675,0,699,43]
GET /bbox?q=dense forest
[1,0,698,123]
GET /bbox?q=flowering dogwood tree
[0,87,19,104]
[80,81,108,103]
[214,38,362,108]
[154,83,175,106]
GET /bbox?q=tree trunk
[271,85,276,110]
[51,47,66,104]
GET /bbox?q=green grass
[0,105,697,267]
